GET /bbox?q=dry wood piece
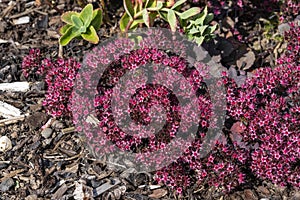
[61,126,75,134]
[52,183,68,199]
[103,185,126,200]
[148,188,168,199]
[0,1,16,19]
[0,114,28,127]
[93,178,121,197]
[9,7,42,19]
[0,82,30,92]
[73,181,94,200]
[0,39,9,44]
[0,101,21,118]
[0,169,25,182]
[12,16,30,25]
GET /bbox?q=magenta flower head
[70,28,228,194]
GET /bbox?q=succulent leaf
[142,9,150,27]
[124,0,135,19]
[61,11,80,25]
[81,26,99,44]
[167,9,177,32]
[59,26,81,46]
[120,12,131,32]
[91,9,103,30]
[71,15,84,28]
[80,3,93,27]
[171,0,186,10]
[179,7,201,20]
[59,24,72,35]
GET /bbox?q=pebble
[0,178,14,192]
[0,135,12,152]
[51,120,65,130]
[41,128,53,139]
[25,194,38,200]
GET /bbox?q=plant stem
[125,19,134,33]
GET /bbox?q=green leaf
[145,0,156,8]
[179,7,201,20]
[158,10,168,21]
[120,12,130,32]
[147,1,163,11]
[61,11,80,25]
[91,8,103,30]
[171,0,186,10]
[124,0,135,20]
[80,3,93,27]
[194,36,204,45]
[81,26,99,44]
[194,16,205,26]
[161,8,170,12]
[119,14,144,32]
[167,9,177,32]
[204,13,214,24]
[198,25,208,35]
[130,18,145,29]
[59,26,81,46]
[202,6,208,16]
[149,12,157,25]
[142,9,150,27]
[71,15,84,28]
[59,24,72,35]
[208,24,218,33]
[189,27,200,34]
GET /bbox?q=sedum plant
[59,4,103,46]
[120,0,201,32]
[184,6,217,45]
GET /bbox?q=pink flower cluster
[224,64,299,188]
[22,50,81,117]
[21,49,46,79]
[280,0,300,22]
[42,58,81,117]
[224,22,300,189]
[22,24,300,194]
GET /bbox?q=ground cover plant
[0,0,299,199]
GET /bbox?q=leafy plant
[120,0,201,32]
[59,4,103,46]
[184,6,217,45]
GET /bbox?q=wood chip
[12,16,30,25]
[93,178,121,197]
[1,169,25,182]
[0,82,30,92]
[148,188,168,198]
[52,183,68,199]
[9,7,42,19]
[73,181,93,200]
[236,50,255,70]
[0,114,28,127]
[0,1,16,19]
[0,101,21,118]
[0,39,9,44]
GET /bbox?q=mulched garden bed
[0,0,299,199]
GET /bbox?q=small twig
[9,7,42,19]
[34,9,48,16]
[0,169,25,182]
[0,114,29,127]
[0,161,10,165]
[61,127,75,134]
[0,1,16,19]
[58,44,63,58]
